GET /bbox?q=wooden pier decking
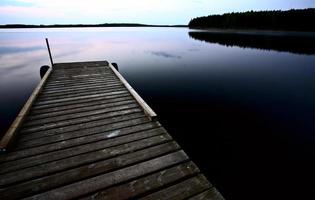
[0,61,224,200]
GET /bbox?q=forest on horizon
[189,8,315,32]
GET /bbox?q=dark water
[0,28,315,199]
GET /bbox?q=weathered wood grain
[23,102,138,127]
[2,127,166,171]
[81,161,200,200]
[24,151,189,200]
[0,142,180,200]
[27,99,135,121]
[37,86,126,101]
[18,115,149,147]
[44,77,119,89]
[43,82,122,95]
[0,123,162,162]
[20,106,141,134]
[0,134,173,184]
[34,90,128,106]
[32,92,130,110]
[46,76,118,84]
[139,174,211,200]
[30,94,132,115]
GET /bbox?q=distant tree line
[0,23,187,29]
[189,8,315,31]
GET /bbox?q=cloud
[0,5,68,23]
[0,0,33,6]
[0,0,205,24]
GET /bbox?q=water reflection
[149,51,182,59]
[189,30,315,55]
[0,46,44,57]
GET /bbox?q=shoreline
[0,24,187,29]
[189,27,315,37]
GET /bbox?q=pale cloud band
[0,0,314,25]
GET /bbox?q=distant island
[189,8,315,32]
[0,23,187,29]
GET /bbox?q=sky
[0,0,314,25]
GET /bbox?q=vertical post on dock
[45,38,54,67]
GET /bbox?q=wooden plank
[19,110,144,142]
[43,82,122,94]
[20,107,141,135]
[53,61,108,69]
[6,130,167,173]
[32,92,130,110]
[23,102,138,127]
[51,69,112,75]
[29,95,133,116]
[45,78,119,88]
[188,187,225,200]
[53,63,108,69]
[50,73,115,81]
[50,68,111,75]
[50,69,112,76]
[139,174,211,200]
[27,99,135,121]
[109,63,157,121]
[46,74,117,83]
[81,161,200,200]
[43,81,120,92]
[44,79,121,89]
[50,70,113,77]
[37,86,126,101]
[34,90,128,106]
[17,115,150,149]
[0,123,162,162]
[0,67,52,152]
[38,86,125,100]
[50,70,114,76]
[51,67,110,72]
[46,75,117,85]
[24,151,189,200]
[0,134,172,183]
[0,142,180,199]
[50,74,115,80]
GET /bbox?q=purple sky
[0,0,314,25]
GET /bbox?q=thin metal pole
[45,38,54,67]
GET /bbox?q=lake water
[0,27,315,199]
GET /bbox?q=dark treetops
[189,8,315,32]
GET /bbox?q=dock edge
[108,62,158,121]
[0,67,52,152]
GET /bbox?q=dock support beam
[45,38,54,67]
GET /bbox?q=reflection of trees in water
[189,31,315,55]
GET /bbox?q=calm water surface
[0,27,315,199]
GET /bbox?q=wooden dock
[0,61,224,200]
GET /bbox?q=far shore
[0,23,187,29]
